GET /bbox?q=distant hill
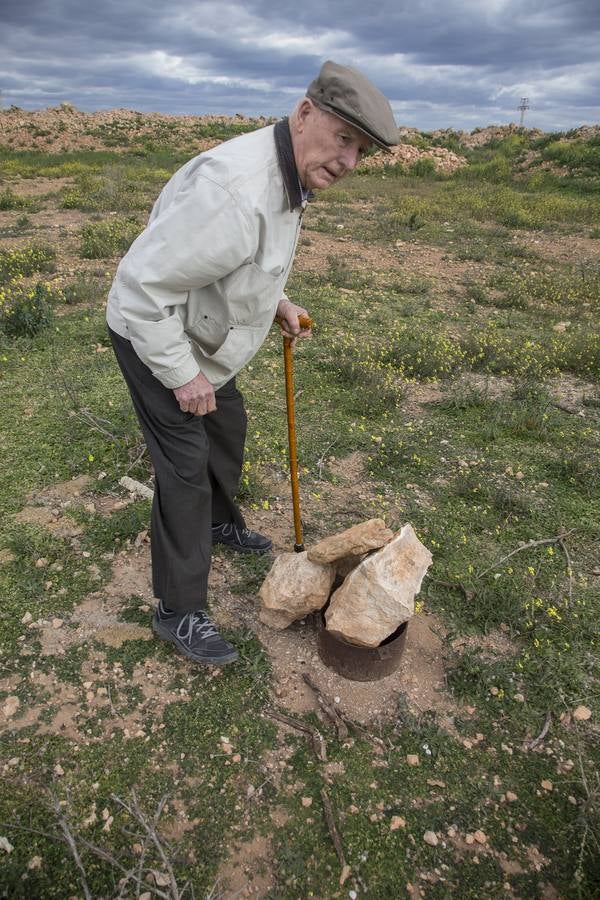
[1,104,598,178]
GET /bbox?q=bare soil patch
[216,833,274,898]
[520,232,600,265]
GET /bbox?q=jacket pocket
[190,262,281,333]
[192,322,266,384]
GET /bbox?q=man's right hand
[173,372,216,416]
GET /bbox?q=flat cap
[307,60,398,150]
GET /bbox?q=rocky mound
[0,103,273,153]
[361,142,468,174]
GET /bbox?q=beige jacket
[106,122,306,389]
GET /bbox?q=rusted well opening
[316,590,409,682]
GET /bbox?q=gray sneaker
[152,606,238,666]
[212,522,272,553]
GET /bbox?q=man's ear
[295,98,314,132]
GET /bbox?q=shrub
[0,188,33,210]
[61,168,149,212]
[63,272,107,305]
[79,218,141,259]
[383,325,467,380]
[541,139,600,176]
[0,280,61,337]
[0,242,56,284]
[409,156,437,178]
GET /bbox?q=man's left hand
[276,298,312,346]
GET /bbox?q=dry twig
[558,536,574,607]
[264,709,327,761]
[50,794,92,900]
[112,792,182,900]
[476,530,574,580]
[302,673,349,740]
[320,788,351,885]
[523,711,552,751]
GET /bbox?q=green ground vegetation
[0,125,598,897]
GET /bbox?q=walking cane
[279,313,313,552]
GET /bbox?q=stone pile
[360,143,467,174]
[258,519,432,648]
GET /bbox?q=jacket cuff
[154,357,202,390]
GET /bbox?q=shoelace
[176,612,219,644]
[216,523,253,541]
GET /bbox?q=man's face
[293,100,372,191]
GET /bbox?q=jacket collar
[274,117,311,211]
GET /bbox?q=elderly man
[107,61,398,665]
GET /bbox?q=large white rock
[307,518,393,564]
[324,524,432,647]
[259,552,335,630]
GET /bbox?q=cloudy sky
[2,0,599,131]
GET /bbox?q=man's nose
[340,145,361,170]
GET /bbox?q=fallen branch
[76,835,170,898]
[264,709,327,761]
[74,407,121,443]
[476,530,574,581]
[320,787,351,886]
[50,795,92,900]
[523,711,552,751]
[315,439,339,480]
[112,792,181,900]
[558,536,574,607]
[119,475,155,501]
[125,442,148,475]
[302,673,349,741]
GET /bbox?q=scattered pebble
[27,856,42,870]
[514,693,525,703]
[35,557,48,568]
[406,754,420,767]
[505,791,518,802]
[21,612,32,625]
[301,797,313,807]
[473,830,487,845]
[423,830,439,847]
[573,705,592,721]
[541,779,553,791]
[390,816,406,830]
[0,837,14,854]
[54,764,64,776]
[2,696,20,718]
[51,618,63,629]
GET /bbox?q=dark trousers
[109,327,247,613]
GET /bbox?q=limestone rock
[259,552,335,629]
[334,554,364,580]
[325,523,432,647]
[307,519,393,565]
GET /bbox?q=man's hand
[276,298,312,347]
[173,372,216,416]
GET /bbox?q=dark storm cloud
[1,0,599,129]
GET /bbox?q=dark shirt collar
[274,117,312,211]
